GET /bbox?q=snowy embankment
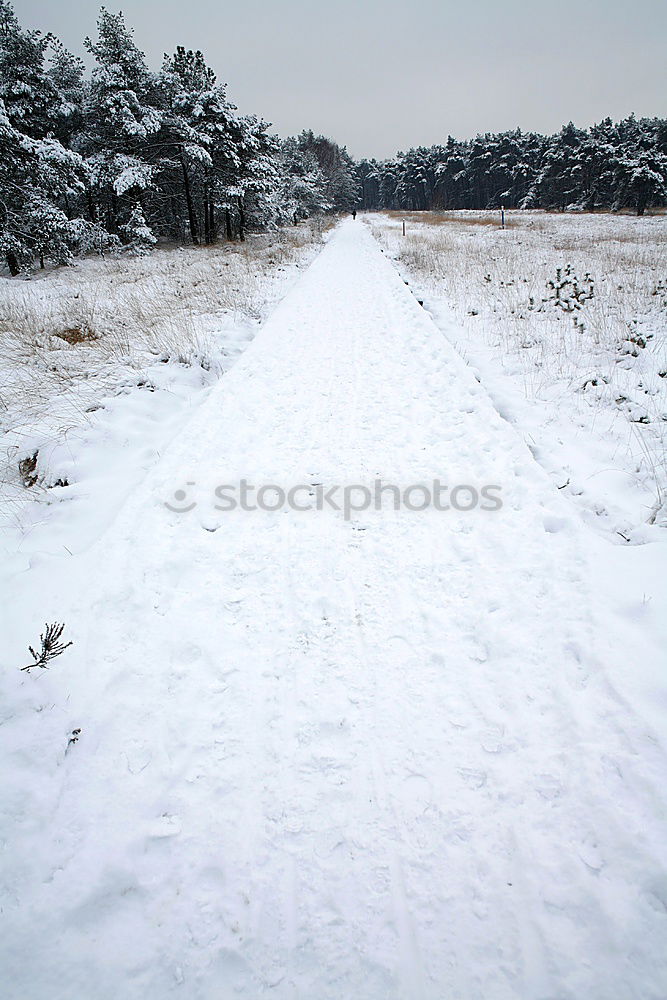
[1,219,666,999]
[0,219,328,547]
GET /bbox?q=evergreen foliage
[359,119,667,215]
[0,0,664,272]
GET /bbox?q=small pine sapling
[544,265,594,313]
[21,623,73,672]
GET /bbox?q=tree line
[358,118,667,216]
[0,3,358,272]
[1,0,665,274]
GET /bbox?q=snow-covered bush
[121,205,157,255]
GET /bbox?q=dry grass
[0,218,329,502]
[0,218,330,364]
[370,211,666,362]
[384,210,515,229]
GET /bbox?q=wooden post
[501,205,505,230]
[402,220,406,236]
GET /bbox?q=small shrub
[543,265,594,312]
[20,622,72,672]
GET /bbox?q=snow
[368,211,667,540]
[1,219,666,999]
[0,223,327,518]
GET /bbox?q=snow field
[0,219,666,999]
[368,210,667,538]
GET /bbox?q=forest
[1,0,666,273]
[358,117,667,215]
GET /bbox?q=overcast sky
[14,0,667,159]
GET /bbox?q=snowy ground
[367,210,667,539]
[1,218,666,999]
[0,219,328,531]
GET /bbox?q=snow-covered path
[2,220,666,999]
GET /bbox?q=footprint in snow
[578,834,605,872]
[399,773,432,814]
[534,773,563,800]
[147,813,182,839]
[543,514,569,534]
[481,726,505,753]
[459,767,487,790]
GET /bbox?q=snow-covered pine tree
[0,0,60,138]
[378,158,400,209]
[529,122,587,211]
[228,115,281,239]
[432,138,464,210]
[156,46,240,244]
[121,203,157,253]
[0,3,94,272]
[278,138,330,223]
[0,98,92,272]
[47,39,85,149]
[612,116,667,215]
[356,159,381,211]
[297,131,360,213]
[83,8,161,241]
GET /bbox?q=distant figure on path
[352,209,357,220]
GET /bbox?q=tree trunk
[170,195,181,240]
[6,251,19,276]
[238,196,245,242]
[225,208,233,241]
[87,189,97,223]
[110,191,120,233]
[203,190,210,245]
[208,201,215,243]
[180,153,199,245]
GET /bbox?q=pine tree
[0,99,90,271]
[83,8,161,240]
[356,159,381,210]
[278,139,330,223]
[612,116,667,215]
[0,0,59,137]
[0,4,91,272]
[297,131,360,212]
[156,46,240,244]
[47,39,85,148]
[121,203,156,253]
